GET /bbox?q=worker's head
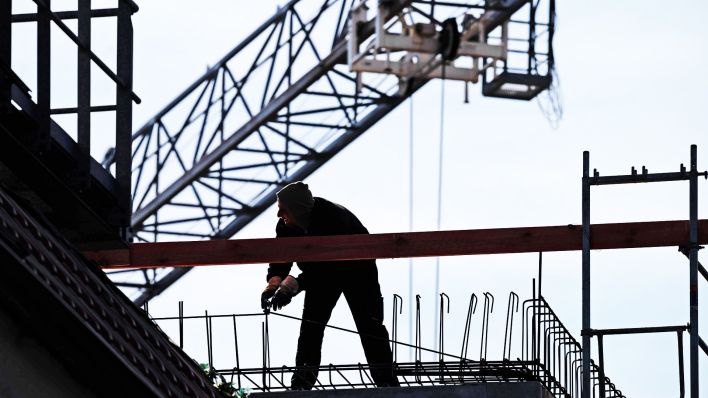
[276,181,315,228]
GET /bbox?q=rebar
[151,293,626,397]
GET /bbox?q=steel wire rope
[390,3,452,359]
[432,62,446,359]
[535,0,562,127]
[269,312,465,361]
[408,94,415,362]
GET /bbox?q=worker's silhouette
[261,182,399,389]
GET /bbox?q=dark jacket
[266,197,377,291]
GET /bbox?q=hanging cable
[537,0,562,127]
[537,63,563,128]
[432,63,446,356]
[408,95,415,362]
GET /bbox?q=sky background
[9,0,708,396]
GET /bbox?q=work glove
[261,276,282,310]
[270,275,300,311]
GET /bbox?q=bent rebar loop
[503,291,520,360]
[522,298,553,362]
[438,292,450,363]
[438,292,451,383]
[415,294,422,384]
[459,293,478,383]
[521,297,542,361]
[392,293,403,361]
[460,293,478,360]
[480,292,494,361]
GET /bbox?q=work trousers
[291,268,399,389]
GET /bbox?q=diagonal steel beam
[119,0,536,304]
[131,1,413,228]
[679,247,708,283]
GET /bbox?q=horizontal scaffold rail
[88,220,708,269]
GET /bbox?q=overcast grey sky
[130,2,707,396]
[10,0,708,396]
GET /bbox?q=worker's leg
[291,284,340,390]
[343,269,400,387]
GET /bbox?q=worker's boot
[291,363,318,390]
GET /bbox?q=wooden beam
[86,220,708,269]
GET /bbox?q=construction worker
[261,181,400,390]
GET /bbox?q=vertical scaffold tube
[689,145,699,398]
[581,151,591,398]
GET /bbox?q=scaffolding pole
[581,145,705,398]
[688,145,699,398]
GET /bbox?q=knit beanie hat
[277,181,315,228]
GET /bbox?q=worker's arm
[262,220,298,309]
[265,220,297,280]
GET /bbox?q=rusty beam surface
[87,220,708,269]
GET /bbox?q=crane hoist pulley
[348,0,509,95]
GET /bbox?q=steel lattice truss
[106,0,554,304]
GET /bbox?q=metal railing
[4,0,141,230]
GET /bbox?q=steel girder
[105,0,551,304]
